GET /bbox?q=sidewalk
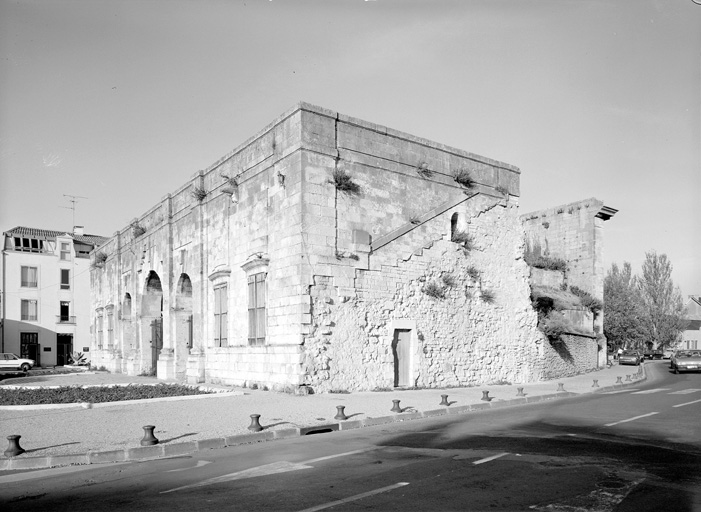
[0,362,650,471]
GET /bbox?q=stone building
[90,103,607,392]
[521,199,618,368]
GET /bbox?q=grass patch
[192,186,208,202]
[0,383,213,406]
[569,285,603,315]
[480,289,495,303]
[451,230,473,250]
[416,162,434,179]
[422,280,446,299]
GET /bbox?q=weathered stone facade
[91,103,597,392]
[521,198,618,368]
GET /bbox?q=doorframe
[387,319,417,387]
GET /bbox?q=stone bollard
[481,390,491,402]
[248,414,263,432]
[4,435,25,457]
[440,394,450,406]
[516,387,526,397]
[140,426,159,446]
[616,376,623,384]
[557,383,565,392]
[626,375,632,382]
[391,400,402,413]
[592,379,599,388]
[334,405,348,421]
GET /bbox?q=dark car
[652,350,664,360]
[643,350,654,360]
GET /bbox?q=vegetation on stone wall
[422,280,446,299]
[131,222,146,238]
[329,168,360,194]
[92,251,108,269]
[416,161,434,179]
[524,239,567,271]
[452,168,475,188]
[531,285,593,340]
[480,288,495,303]
[451,230,473,251]
[569,285,603,316]
[192,186,208,202]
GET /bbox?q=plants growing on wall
[452,168,475,188]
[531,285,594,340]
[569,285,603,316]
[465,266,480,280]
[480,288,495,304]
[495,185,509,196]
[329,168,360,194]
[524,240,567,271]
[192,186,208,202]
[451,230,473,251]
[416,161,434,179]
[131,222,146,238]
[422,280,446,299]
[92,251,108,269]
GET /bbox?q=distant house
[0,226,108,366]
[682,295,701,350]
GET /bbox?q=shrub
[452,168,475,188]
[94,251,108,267]
[526,255,567,272]
[192,186,208,202]
[329,169,360,194]
[569,285,603,315]
[68,352,88,366]
[422,280,446,299]
[465,266,480,280]
[495,185,509,196]
[0,383,212,406]
[132,222,146,238]
[451,230,473,250]
[481,289,495,304]
[539,311,574,341]
[416,162,433,179]
[441,273,456,287]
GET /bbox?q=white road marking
[0,462,128,484]
[161,460,313,493]
[673,399,701,408]
[603,389,639,394]
[604,412,659,427]
[301,447,379,464]
[668,389,701,395]
[166,460,212,472]
[472,452,509,465]
[160,448,380,494]
[297,482,410,512]
[630,388,670,395]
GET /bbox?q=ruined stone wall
[541,334,599,379]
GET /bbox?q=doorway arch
[142,271,163,374]
[174,273,193,379]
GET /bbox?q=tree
[604,262,646,350]
[638,251,686,349]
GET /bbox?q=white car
[0,353,35,372]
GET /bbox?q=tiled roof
[4,226,109,247]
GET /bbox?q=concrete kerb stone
[0,366,649,472]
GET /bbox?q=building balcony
[56,315,76,325]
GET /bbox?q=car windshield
[622,351,636,355]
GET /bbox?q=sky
[1,0,699,297]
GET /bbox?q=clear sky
[1,0,699,296]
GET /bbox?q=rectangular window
[21,300,38,321]
[97,315,104,348]
[60,301,70,322]
[107,313,114,349]
[21,266,38,287]
[60,242,71,261]
[214,285,228,347]
[60,269,70,290]
[248,273,266,346]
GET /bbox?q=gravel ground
[0,363,648,459]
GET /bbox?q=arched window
[451,213,459,239]
[122,293,132,319]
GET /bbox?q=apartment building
[1,226,108,366]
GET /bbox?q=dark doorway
[392,329,411,387]
[20,332,39,367]
[151,317,163,369]
[57,334,73,366]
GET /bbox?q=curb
[0,369,647,472]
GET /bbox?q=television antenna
[60,194,88,230]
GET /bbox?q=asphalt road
[2,361,699,511]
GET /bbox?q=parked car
[618,350,642,366]
[652,350,664,360]
[0,353,35,372]
[662,350,674,359]
[670,351,701,374]
[643,350,654,360]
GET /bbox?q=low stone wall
[541,333,598,379]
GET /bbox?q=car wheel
[20,363,30,372]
